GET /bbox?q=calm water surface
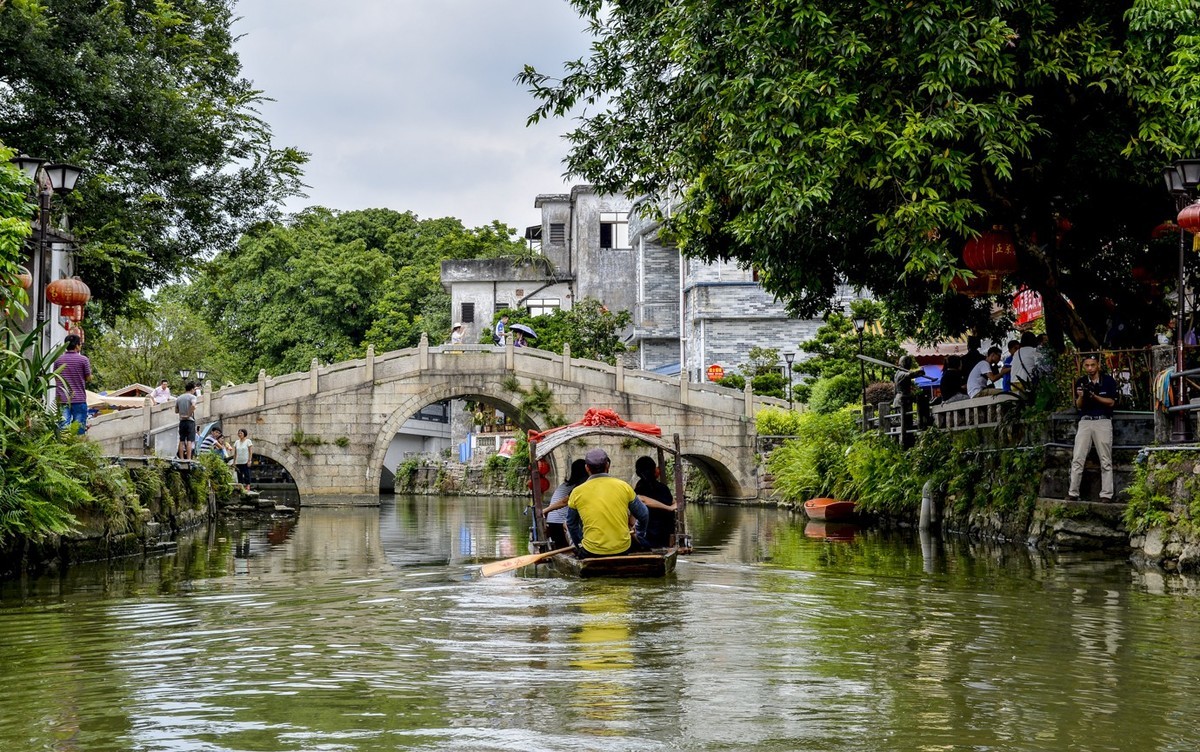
[1,495,1198,751]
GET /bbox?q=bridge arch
[250,437,309,497]
[367,378,546,493]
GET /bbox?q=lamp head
[42,163,82,195]
[853,316,867,333]
[783,351,795,365]
[178,368,191,379]
[1164,165,1188,195]
[1176,159,1200,189]
[9,154,46,183]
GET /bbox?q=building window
[461,302,475,323]
[526,298,561,317]
[599,212,629,249]
[549,223,565,244]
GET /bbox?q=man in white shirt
[966,346,1005,398]
[1010,331,1046,393]
[150,379,172,404]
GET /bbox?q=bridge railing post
[744,380,754,420]
[418,332,429,371]
[366,344,375,383]
[615,360,625,392]
[142,397,153,455]
[257,369,267,407]
[309,358,319,395]
[680,373,689,406]
[505,336,514,371]
[562,342,571,381]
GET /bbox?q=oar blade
[479,546,573,577]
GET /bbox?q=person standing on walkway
[1068,356,1118,501]
[233,429,254,492]
[175,382,197,459]
[53,334,91,434]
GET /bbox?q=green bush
[756,407,805,436]
[766,409,858,501]
[716,373,745,390]
[751,371,786,399]
[808,374,860,414]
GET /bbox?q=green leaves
[0,0,308,319]
[526,0,1200,345]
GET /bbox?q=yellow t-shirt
[568,475,636,555]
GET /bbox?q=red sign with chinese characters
[1013,288,1043,326]
[707,364,725,382]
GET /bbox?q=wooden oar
[479,546,574,577]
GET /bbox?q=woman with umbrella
[510,322,536,348]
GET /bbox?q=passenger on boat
[566,448,650,558]
[542,458,589,549]
[634,456,674,548]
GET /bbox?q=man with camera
[1068,356,1118,501]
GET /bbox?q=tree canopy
[521,1,1200,348]
[190,208,528,378]
[0,0,307,318]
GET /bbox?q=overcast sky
[232,0,594,233]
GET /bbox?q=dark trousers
[546,522,570,549]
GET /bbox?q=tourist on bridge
[175,382,197,459]
[150,379,172,404]
[493,313,509,346]
[450,322,466,345]
[1068,356,1118,501]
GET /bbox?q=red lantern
[526,476,551,493]
[45,276,91,307]
[1178,202,1200,234]
[15,266,32,290]
[59,304,85,322]
[1152,221,1180,239]
[962,228,1019,276]
[536,459,551,477]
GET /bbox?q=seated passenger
[566,448,650,558]
[542,458,589,549]
[634,455,675,548]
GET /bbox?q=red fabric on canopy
[528,408,662,443]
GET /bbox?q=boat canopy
[532,424,675,460]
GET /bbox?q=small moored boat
[804,497,857,521]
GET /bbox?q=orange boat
[804,497,857,521]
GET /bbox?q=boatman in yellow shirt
[567,448,649,558]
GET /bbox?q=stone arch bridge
[89,340,784,503]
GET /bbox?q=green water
[0,496,1196,751]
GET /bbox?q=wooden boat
[804,497,857,521]
[520,409,692,579]
[543,547,678,578]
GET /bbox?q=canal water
[1,495,1197,751]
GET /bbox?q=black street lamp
[1163,159,1200,441]
[852,314,867,409]
[783,351,795,409]
[9,155,82,333]
[179,367,209,382]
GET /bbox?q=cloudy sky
[232,1,595,232]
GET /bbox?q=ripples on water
[1,497,1199,751]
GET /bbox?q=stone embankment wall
[0,462,219,579]
[392,462,521,497]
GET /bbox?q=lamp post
[1163,158,1200,441]
[852,314,867,409]
[9,155,82,336]
[783,351,795,409]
